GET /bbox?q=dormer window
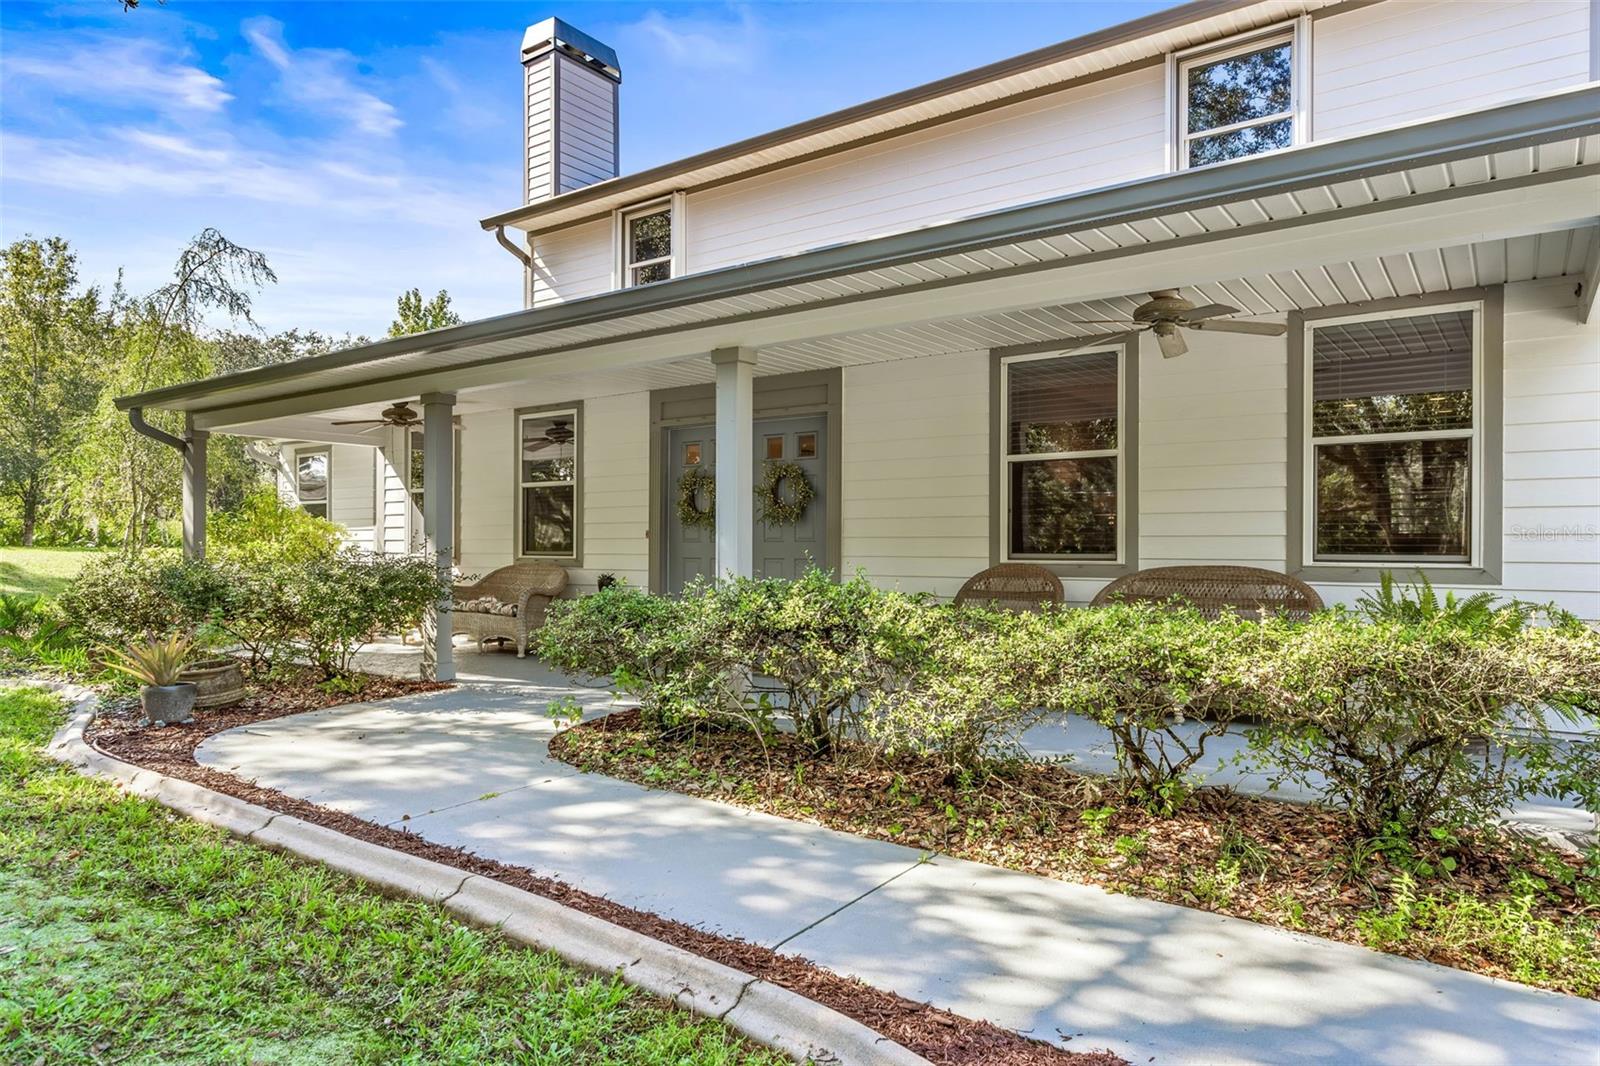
[621,201,674,287]
[1177,26,1302,169]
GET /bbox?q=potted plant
[103,633,199,726]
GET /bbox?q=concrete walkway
[197,647,1600,1065]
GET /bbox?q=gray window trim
[293,445,332,519]
[514,401,584,565]
[989,334,1140,578]
[646,368,842,594]
[1287,285,1503,586]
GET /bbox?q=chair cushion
[453,596,517,617]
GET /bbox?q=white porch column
[712,347,756,580]
[181,413,208,560]
[420,393,456,682]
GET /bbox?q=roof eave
[125,84,1600,415]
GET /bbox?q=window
[764,435,784,460]
[622,203,673,287]
[683,441,702,466]
[1001,348,1124,561]
[1178,29,1297,168]
[295,448,330,519]
[518,408,578,557]
[1305,305,1481,564]
[796,433,817,459]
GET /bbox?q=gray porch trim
[647,369,842,593]
[988,334,1141,579]
[117,86,1600,418]
[513,400,585,568]
[1286,285,1504,586]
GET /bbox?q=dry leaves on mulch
[551,710,1599,997]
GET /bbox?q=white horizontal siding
[568,391,649,595]
[525,54,556,203]
[458,411,514,578]
[840,352,990,599]
[1313,0,1590,141]
[531,217,612,306]
[686,65,1165,276]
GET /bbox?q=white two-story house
[120,0,1600,679]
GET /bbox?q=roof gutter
[492,225,532,268]
[128,406,190,453]
[119,84,1600,415]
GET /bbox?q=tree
[73,229,276,548]
[0,238,106,544]
[388,288,461,338]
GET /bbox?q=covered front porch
[119,87,1600,680]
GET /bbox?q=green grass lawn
[0,547,104,598]
[0,686,783,1066]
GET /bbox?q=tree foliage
[388,288,461,338]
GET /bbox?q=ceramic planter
[178,658,246,709]
[141,683,197,726]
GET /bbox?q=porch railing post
[711,347,756,580]
[420,393,456,682]
[181,413,208,561]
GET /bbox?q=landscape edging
[41,684,932,1066]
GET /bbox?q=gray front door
[664,414,828,594]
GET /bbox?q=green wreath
[676,467,716,529]
[755,461,815,526]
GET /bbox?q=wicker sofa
[452,560,569,658]
[1090,564,1323,620]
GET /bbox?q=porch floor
[193,644,1600,1065]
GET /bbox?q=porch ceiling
[120,84,1600,436]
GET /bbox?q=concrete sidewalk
[196,651,1600,1065]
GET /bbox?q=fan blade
[330,419,385,426]
[1182,302,1241,321]
[1056,329,1142,352]
[1191,319,1288,336]
[1156,329,1188,359]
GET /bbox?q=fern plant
[1356,572,1579,637]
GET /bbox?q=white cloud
[2,35,231,114]
[242,16,402,137]
[627,7,765,72]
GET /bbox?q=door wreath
[755,461,815,526]
[676,467,716,529]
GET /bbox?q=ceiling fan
[524,418,575,451]
[331,401,422,432]
[1056,290,1287,359]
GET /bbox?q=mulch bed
[550,710,1600,998]
[84,673,1121,1066]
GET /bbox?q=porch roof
[118,84,1600,434]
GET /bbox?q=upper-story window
[622,202,673,287]
[1178,29,1298,169]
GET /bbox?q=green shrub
[211,487,344,565]
[866,603,1055,771]
[1241,613,1600,837]
[283,552,445,678]
[1033,603,1263,812]
[1356,571,1585,637]
[58,549,444,680]
[538,584,736,728]
[58,551,224,646]
[705,570,932,756]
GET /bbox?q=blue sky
[1,1,1166,336]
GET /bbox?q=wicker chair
[452,560,569,657]
[1090,565,1323,620]
[953,563,1065,612]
